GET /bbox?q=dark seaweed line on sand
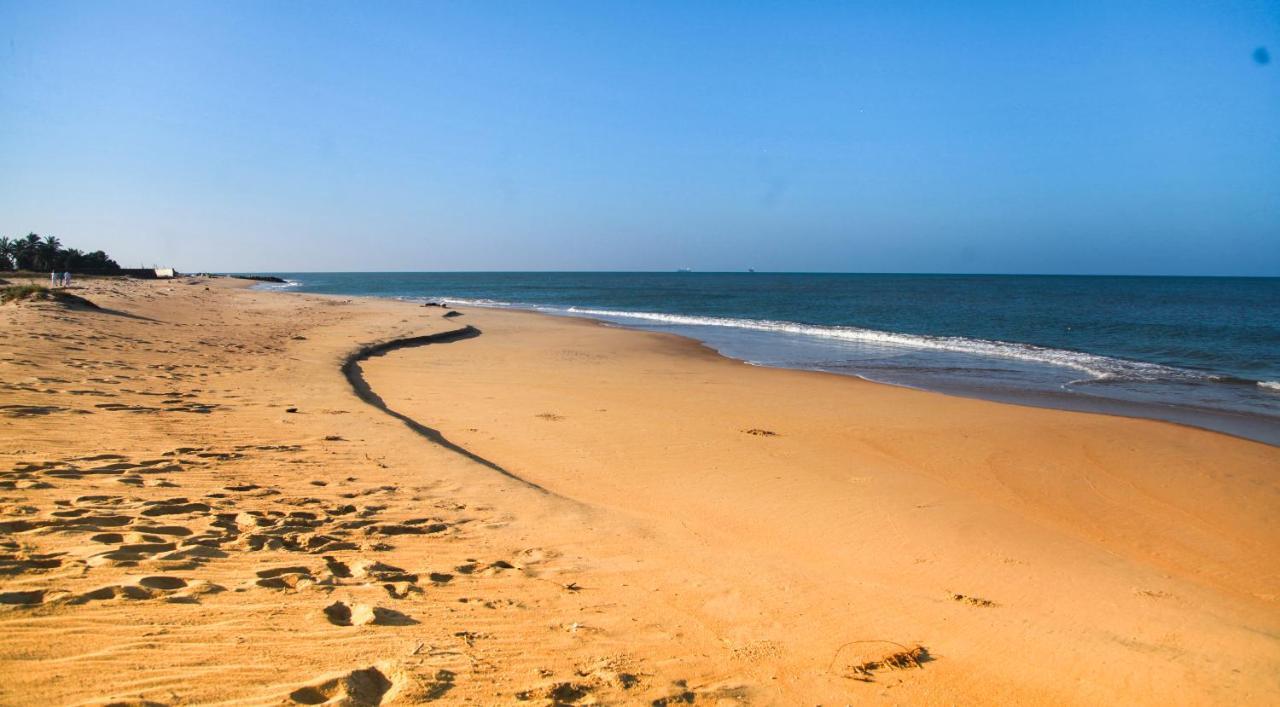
[341,325,552,494]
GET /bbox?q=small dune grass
[1,284,49,303]
[1,284,98,308]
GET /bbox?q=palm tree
[14,233,40,270]
[37,235,61,272]
[0,237,14,270]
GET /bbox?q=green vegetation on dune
[1,284,48,303]
[1,284,99,308]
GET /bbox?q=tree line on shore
[0,233,121,273]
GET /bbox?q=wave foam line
[560,307,1211,383]
[253,279,302,291]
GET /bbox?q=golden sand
[1,277,1276,705]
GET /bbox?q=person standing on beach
[63,272,71,287]
[51,271,58,288]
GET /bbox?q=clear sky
[1,1,1277,274]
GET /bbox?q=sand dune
[1,277,1276,704]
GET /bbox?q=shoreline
[248,273,1279,438]
[264,282,1279,447]
[2,276,1277,704]
[575,309,1280,447]
[544,306,1280,446]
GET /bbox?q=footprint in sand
[322,601,416,627]
[0,589,51,606]
[132,524,193,538]
[365,521,449,536]
[51,508,90,518]
[323,600,353,625]
[515,681,596,704]
[67,577,222,605]
[323,556,352,578]
[87,542,178,567]
[137,576,187,590]
[286,665,398,705]
[651,679,751,705]
[454,560,518,577]
[255,565,316,589]
[0,550,65,575]
[381,582,421,599]
[140,500,210,517]
[350,560,418,584]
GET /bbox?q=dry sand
[0,277,1276,705]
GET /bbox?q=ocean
[256,272,1280,445]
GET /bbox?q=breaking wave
[554,307,1217,384]
[251,279,301,291]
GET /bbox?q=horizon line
[219,269,1280,279]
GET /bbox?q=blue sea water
[256,272,1280,445]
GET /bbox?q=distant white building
[154,268,176,279]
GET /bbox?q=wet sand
[1,277,1276,705]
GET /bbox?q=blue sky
[1,1,1277,274]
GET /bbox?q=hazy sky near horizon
[1,1,1278,275]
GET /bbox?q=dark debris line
[340,325,553,495]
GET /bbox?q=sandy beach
[1,277,1277,705]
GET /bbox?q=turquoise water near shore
[255,272,1280,444]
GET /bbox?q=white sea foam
[1259,381,1280,392]
[407,298,1222,385]
[557,307,1209,383]
[426,296,515,307]
[252,279,301,291]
